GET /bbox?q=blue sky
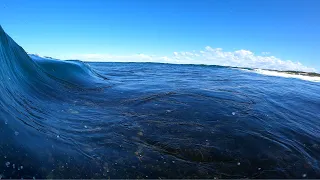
[0,0,319,71]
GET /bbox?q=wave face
[1,26,320,179]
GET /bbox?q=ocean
[0,26,320,178]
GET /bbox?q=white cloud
[55,46,316,72]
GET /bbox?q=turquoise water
[0,26,320,178]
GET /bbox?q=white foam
[253,69,320,82]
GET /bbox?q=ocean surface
[1,26,320,179]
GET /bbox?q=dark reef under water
[0,26,320,179]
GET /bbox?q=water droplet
[12,164,15,169]
[258,167,261,170]
[20,166,23,170]
[57,135,60,138]
[232,112,236,116]
[5,162,10,167]
[84,125,88,128]
[302,174,307,178]
[137,132,143,136]
[4,120,8,125]
[69,109,79,114]
[14,131,19,136]
[237,162,241,166]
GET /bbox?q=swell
[0,25,107,96]
[0,25,106,144]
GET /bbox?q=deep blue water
[1,26,320,179]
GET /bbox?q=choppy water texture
[0,26,320,179]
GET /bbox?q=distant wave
[250,69,320,82]
[29,53,320,83]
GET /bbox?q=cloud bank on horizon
[52,46,316,72]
